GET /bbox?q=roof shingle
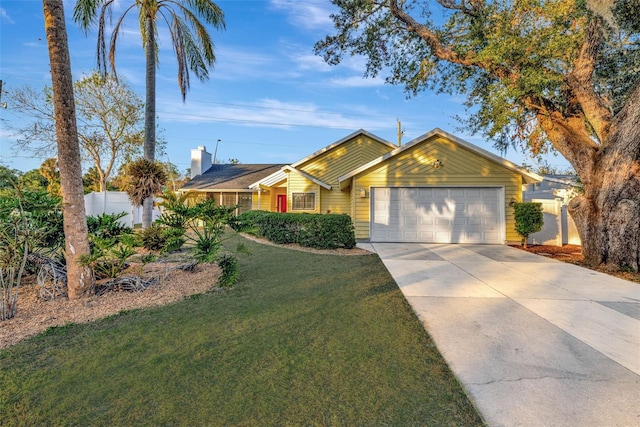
[180,164,286,191]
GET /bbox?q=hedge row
[231,210,356,249]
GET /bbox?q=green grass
[0,235,483,426]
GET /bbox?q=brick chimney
[190,146,212,178]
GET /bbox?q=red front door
[277,194,287,213]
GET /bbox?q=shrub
[87,212,133,240]
[0,202,29,320]
[140,223,168,251]
[0,190,65,252]
[232,211,356,249]
[216,254,239,287]
[155,190,237,260]
[513,202,544,248]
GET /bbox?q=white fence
[84,191,162,227]
[527,198,581,246]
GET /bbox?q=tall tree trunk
[142,14,156,229]
[569,82,640,272]
[42,0,94,298]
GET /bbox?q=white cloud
[156,98,389,131]
[289,52,332,72]
[269,0,334,30]
[326,75,385,88]
[0,7,15,24]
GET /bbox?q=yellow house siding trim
[252,191,272,211]
[292,134,394,216]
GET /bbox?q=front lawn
[0,234,483,426]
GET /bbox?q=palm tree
[74,0,225,228]
[42,0,94,299]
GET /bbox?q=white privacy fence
[84,191,162,227]
[527,198,581,246]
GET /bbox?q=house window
[222,193,236,206]
[238,193,252,214]
[292,192,315,210]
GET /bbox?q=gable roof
[291,129,397,168]
[249,165,332,190]
[338,128,543,190]
[180,164,285,191]
[249,129,396,190]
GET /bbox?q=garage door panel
[371,187,503,244]
[419,217,434,226]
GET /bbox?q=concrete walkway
[361,243,640,427]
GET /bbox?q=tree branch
[388,0,512,80]
[564,17,612,145]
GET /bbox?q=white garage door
[370,187,504,243]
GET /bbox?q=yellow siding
[352,136,524,241]
[296,133,394,215]
[287,171,320,213]
[252,191,272,211]
[297,134,394,183]
[319,187,350,214]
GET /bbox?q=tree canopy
[316,0,640,271]
[10,72,145,192]
[74,0,225,228]
[316,0,640,157]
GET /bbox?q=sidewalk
[364,243,640,427]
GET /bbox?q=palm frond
[169,18,191,100]
[176,5,216,64]
[73,0,101,32]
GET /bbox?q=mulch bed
[511,244,640,284]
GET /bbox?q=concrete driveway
[365,243,640,427]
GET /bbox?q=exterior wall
[297,134,395,182]
[287,171,321,213]
[351,136,523,241]
[319,187,350,214]
[297,134,395,216]
[252,191,272,211]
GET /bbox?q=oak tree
[316,0,640,271]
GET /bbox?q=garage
[370,187,505,243]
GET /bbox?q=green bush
[87,212,133,240]
[216,254,239,287]
[232,211,356,249]
[0,190,65,252]
[139,223,168,251]
[513,202,544,247]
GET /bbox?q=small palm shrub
[0,187,49,319]
[123,158,167,207]
[0,203,29,320]
[140,223,168,251]
[82,237,136,279]
[216,253,238,287]
[87,212,133,240]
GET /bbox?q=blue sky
[0,0,570,174]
